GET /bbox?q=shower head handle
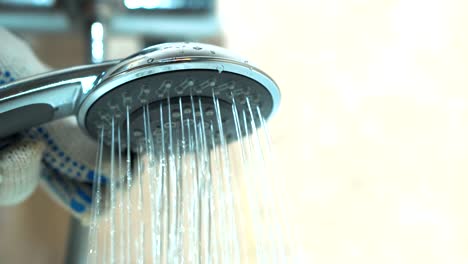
[0,61,117,138]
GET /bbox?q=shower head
[0,43,280,150]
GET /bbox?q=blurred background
[2,0,468,263]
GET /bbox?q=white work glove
[0,28,116,223]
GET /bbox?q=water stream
[86,94,289,263]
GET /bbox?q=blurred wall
[218,0,468,263]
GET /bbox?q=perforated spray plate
[85,70,274,151]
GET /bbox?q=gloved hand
[0,28,116,224]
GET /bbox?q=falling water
[86,93,291,263]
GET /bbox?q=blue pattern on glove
[42,163,94,215]
[26,127,108,183]
[0,69,15,85]
[70,198,86,213]
[1,67,111,217]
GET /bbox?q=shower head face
[77,43,280,151]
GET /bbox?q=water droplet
[205,108,214,116]
[172,111,181,118]
[183,108,192,114]
[210,50,216,54]
[164,122,177,128]
[193,46,202,50]
[216,65,224,73]
[133,129,143,137]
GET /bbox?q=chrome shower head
[0,43,280,150]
